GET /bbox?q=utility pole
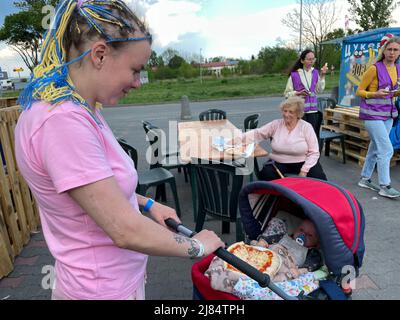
[199,48,203,84]
[299,0,303,53]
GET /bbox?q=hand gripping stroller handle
[165,218,298,300]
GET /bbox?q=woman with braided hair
[15,0,224,300]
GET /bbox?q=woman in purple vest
[284,50,328,136]
[356,34,400,198]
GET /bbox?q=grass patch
[0,73,340,105]
[119,73,340,105]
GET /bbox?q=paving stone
[14,256,40,267]
[0,276,25,289]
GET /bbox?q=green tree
[272,48,298,74]
[178,63,197,78]
[148,51,160,67]
[282,0,340,68]
[348,0,399,31]
[161,48,180,65]
[319,28,345,71]
[168,55,185,69]
[258,46,298,74]
[0,0,59,72]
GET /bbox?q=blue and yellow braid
[19,0,151,122]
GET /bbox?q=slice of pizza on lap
[225,242,281,278]
[205,242,282,294]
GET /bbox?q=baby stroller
[189,177,366,300]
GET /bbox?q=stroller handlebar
[165,218,298,300]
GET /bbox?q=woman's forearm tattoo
[173,234,200,258]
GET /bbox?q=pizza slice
[225,242,281,278]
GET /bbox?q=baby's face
[293,220,319,248]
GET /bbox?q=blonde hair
[280,96,305,119]
[376,36,400,63]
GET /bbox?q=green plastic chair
[198,109,227,121]
[191,161,246,241]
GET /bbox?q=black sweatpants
[258,161,328,181]
[303,112,320,137]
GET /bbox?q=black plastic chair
[192,161,245,241]
[244,113,260,131]
[198,109,227,121]
[117,138,181,217]
[142,120,188,201]
[316,98,346,164]
[243,113,261,180]
[142,120,188,174]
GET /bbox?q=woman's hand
[373,89,391,99]
[320,63,329,75]
[193,230,225,256]
[148,201,181,228]
[298,171,308,177]
[295,90,310,97]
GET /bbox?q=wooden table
[178,119,268,220]
[178,119,268,163]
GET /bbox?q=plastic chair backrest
[330,86,339,102]
[142,120,164,160]
[244,113,260,131]
[145,127,165,167]
[117,138,138,170]
[199,109,227,121]
[142,120,158,135]
[193,162,243,221]
[317,97,336,112]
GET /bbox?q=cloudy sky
[0,0,399,78]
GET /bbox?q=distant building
[0,67,8,80]
[197,61,238,77]
[140,70,149,84]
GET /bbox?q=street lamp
[200,48,203,84]
[299,0,303,53]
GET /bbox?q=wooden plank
[0,230,13,278]
[0,161,22,256]
[0,115,30,245]
[17,171,38,232]
[178,119,268,163]
[0,204,13,263]
[0,105,41,279]
[329,142,400,167]
[0,97,18,109]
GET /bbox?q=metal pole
[200,48,203,84]
[299,0,303,53]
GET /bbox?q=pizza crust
[225,145,246,156]
[225,242,282,278]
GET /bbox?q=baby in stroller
[250,216,324,282]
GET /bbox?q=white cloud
[0,44,29,78]
[0,46,15,59]
[145,0,205,47]
[2,0,400,75]
[201,5,296,58]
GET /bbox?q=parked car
[1,79,15,90]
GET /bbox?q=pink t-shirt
[15,101,148,299]
[242,119,320,172]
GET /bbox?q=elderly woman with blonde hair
[237,96,327,181]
